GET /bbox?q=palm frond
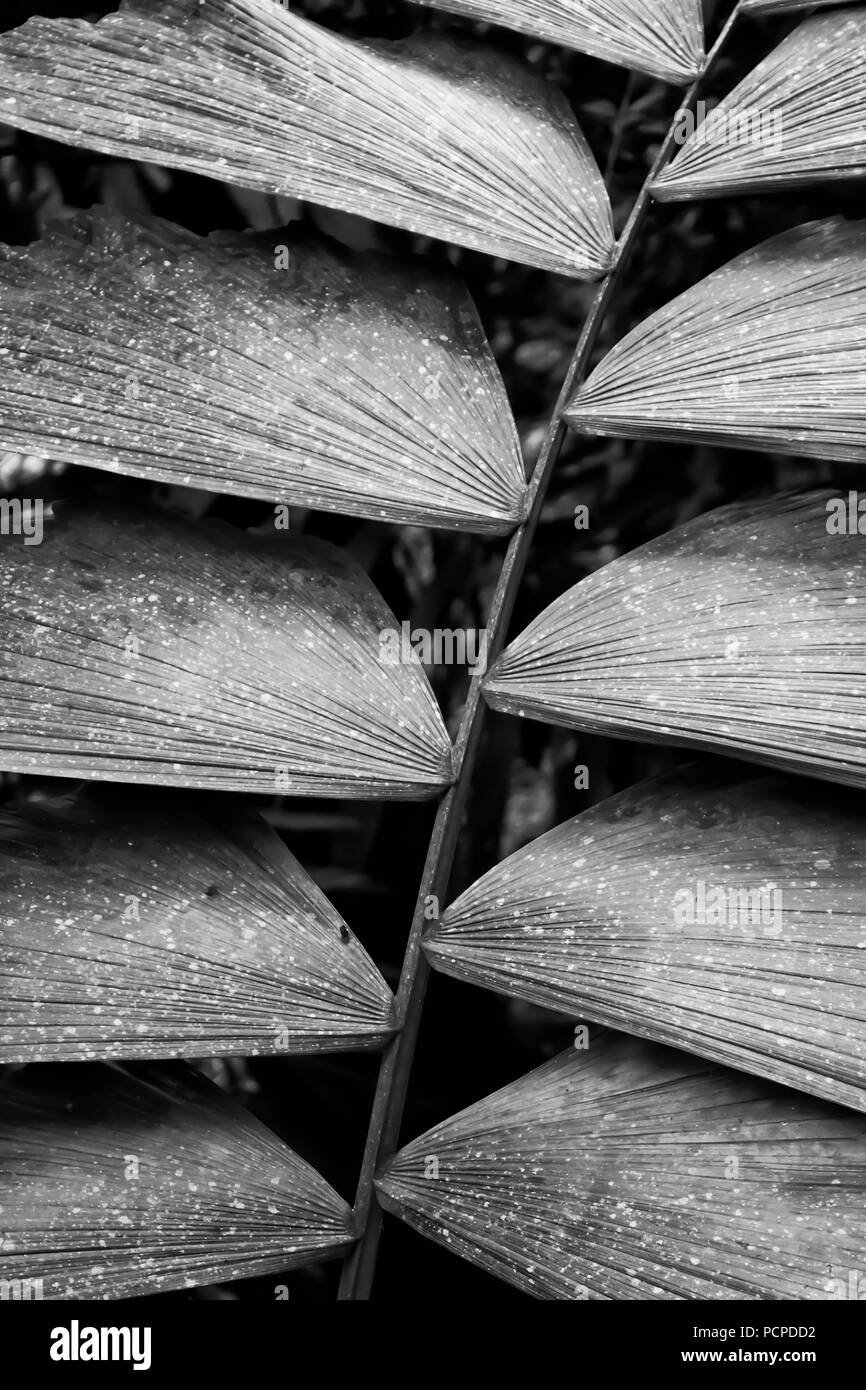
[428,765,866,1111]
[0,208,526,533]
[0,793,395,1062]
[378,1032,866,1299]
[0,0,614,278]
[409,0,704,84]
[0,1061,354,1298]
[0,504,453,798]
[566,219,866,461]
[654,11,866,199]
[484,492,866,787]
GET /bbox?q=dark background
[0,0,859,1299]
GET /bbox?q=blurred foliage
[1,0,861,1300]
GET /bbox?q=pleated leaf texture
[377,1032,866,1300]
[429,766,866,1112]
[0,0,614,280]
[483,491,866,787]
[653,11,866,200]
[0,504,453,798]
[0,208,525,535]
[0,793,395,1063]
[0,1062,354,1298]
[409,0,704,85]
[566,218,866,462]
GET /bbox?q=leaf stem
[338,1,741,1301]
